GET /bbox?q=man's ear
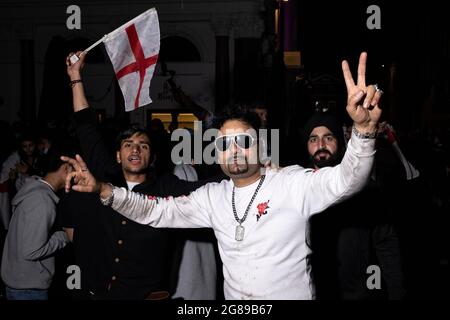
[116,151,121,164]
[61,163,70,175]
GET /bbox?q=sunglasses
[214,133,257,152]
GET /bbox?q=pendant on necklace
[235,224,245,241]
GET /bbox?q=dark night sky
[298,1,448,74]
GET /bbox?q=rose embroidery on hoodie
[147,195,159,204]
[256,200,270,221]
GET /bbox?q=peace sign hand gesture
[342,52,383,133]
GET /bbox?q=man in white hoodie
[1,147,72,300]
[64,52,383,299]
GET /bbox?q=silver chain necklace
[231,175,266,241]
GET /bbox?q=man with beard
[304,111,405,300]
[63,52,385,299]
[305,112,345,169]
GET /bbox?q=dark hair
[17,133,38,160]
[44,144,75,174]
[212,104,261,131]
[115,126,151,151]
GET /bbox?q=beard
[311,149,340,168]
[226,155,249,175]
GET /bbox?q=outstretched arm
[62,155,212,228]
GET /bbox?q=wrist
[69,72,82,81]
[354,123,378,134]
[99,183,114,207]
[353,124,378,139]
[99,182,112,195]
[69,79,83,88]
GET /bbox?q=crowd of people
[0,51,448,300]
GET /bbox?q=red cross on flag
[104,8,160,111]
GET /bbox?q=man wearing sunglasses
[63,52,383,299]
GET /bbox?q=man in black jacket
[62,51,223,300]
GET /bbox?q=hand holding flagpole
[66,8,160,112]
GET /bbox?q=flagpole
[84,34,108,53]
[69,34,108,64]
[69,8,156,65]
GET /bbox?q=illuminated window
[177,113,198,130]
[150,112,199,131]
[151,113,172,131]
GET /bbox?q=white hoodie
[109,131,375,299]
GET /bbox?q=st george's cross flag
[103,8,160,111]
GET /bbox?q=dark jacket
[61,109,223,299]
[307,144,406,300]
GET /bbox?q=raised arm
[291,52,382,216]
[291,130,376,216]
[66,52,119,179]
[66,51,89,113]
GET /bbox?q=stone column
[231,14,264,102]
[16,24,36,126]
[211,16,231,113]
